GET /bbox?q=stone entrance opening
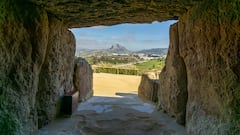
[71,21,176,100]
[36,21,189,134]
[2,1,239,135]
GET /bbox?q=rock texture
[73,57,93,102]
[1,0,240,135]
[0,1,76,134]
[36,16,76,128]
[29,0,194,28]
[0,1,49,134]
[178,1,240,134]
[138,72,159,102]
[158,23,187,125]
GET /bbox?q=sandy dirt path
[37,73,186,135]
[93,73,141,97]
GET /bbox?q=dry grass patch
[93,73,141,97]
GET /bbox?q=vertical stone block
[73,57,93,102]
[158,22,188,125]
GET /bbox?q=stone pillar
[138,72,159,102]
[73,57,93,102]
[158,22,188,125]
[178,1,240,134]
[36,16,76,128]
[0,1,49,134]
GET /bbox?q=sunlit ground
[93,73,141,97]
[38,73,186,135]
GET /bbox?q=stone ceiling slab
[29,0,197,28]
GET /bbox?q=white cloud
[90,25,108,29]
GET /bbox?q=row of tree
[86,55,138,65]
[93,67,139,75]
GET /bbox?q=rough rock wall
[1,0,240,135]
[30,0,192,28]
[0,1,76,134]
[178,1,240,134]
[0,1,49,134]
[138,72,158,102]
[158,23,187,125]
[36,16,76,128]
[73,57,93,102]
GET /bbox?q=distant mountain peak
[109,44,126,50]
[75,44,131,57]
[108,44,130,53]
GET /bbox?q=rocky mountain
[76,44,131,56]
[76,45,168,57]
[108,44,130,53]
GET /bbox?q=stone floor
[37,93,186,135]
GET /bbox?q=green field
[92,58,165,75]
[135,59,165,72]
[85,55,138,65]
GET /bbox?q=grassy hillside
[92,58,165,75]
[135,59,165,72]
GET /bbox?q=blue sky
[70,20,177,51]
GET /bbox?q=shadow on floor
[37,93,186,135]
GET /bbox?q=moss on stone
[189,0,240,23]
[0,0,47,134]
[0,93,23,135]
[0,0,42,24]
[0,1,7,20]
[228,84,240,135]
[0,110,19,135]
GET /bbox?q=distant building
[111,53,129,56]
